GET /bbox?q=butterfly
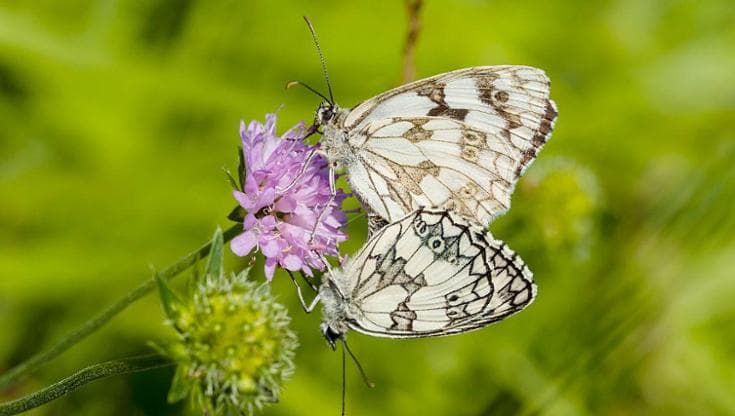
[288,19,557,239]
[291,208,535,347]
[312,65,557,236]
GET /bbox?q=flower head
[230,114,347,280]
[157,229,298,415]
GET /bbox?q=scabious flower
[230,114,347,280]
[157,230,298,416]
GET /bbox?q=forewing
[343,66,557,224]
[335,209,536,338]
[344,65,557,175]
[349,116,539,225]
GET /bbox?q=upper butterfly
[313,65,558,231]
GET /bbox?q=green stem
[0,224,240,389]
[0,354,172,416]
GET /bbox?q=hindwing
[331,209,536,338]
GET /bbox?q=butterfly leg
[308,163,338,246]
[316,251,349,300]
[287,270,321,313]
[303,122,320,139]
[276,147,319,194]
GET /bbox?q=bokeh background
[2,0,734,415]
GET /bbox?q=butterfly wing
[343,66,557,224]
[332,209,536,338]
[346,115,539,226]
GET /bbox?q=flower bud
[156,229,298,415]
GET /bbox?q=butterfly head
[320,321,343,350]
[315,101,338,126]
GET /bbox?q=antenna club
[286,80,332,103]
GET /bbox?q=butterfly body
[318,208,536,346]
[317,104,356,169]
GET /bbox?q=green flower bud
[156,229,298,415]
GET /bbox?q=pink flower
[230,114,347,280]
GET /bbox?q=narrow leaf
[146,341,170,358]
[205,228,224,281]
[227,205,246,223]
[189,253,203,295]
[167,365,191,403]
[156,273,183,321]
[222,167,241,191]
[232,266,252,287]
[237,145,245,189]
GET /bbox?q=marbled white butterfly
[291,19,557,237]
[292,208,535,346]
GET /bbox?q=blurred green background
[1,0,734,415]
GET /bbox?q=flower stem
[0,224,240,389]
[0,354,172,416]
[401,0,423,84]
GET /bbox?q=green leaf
[232,267,252,287]
[188,253,203,296]
[156,272,183,321]
[205,228,224,281]
[167,365,191,403]
[146,341,170,358]
[227,205,246,223]
[222,166,241,192]
[237,145,245,189]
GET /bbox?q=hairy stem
[0,225,240,389]
[0,354,172,416]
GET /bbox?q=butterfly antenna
[286,80,332,103]
[343,339,375,388]
[303,16,335,104]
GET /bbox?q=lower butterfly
[291,208,536,347]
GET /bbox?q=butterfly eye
[318,105,334,123]
[428,236,445,253]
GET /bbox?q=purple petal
[246,120,264,142]
[239,120,247,142]
[233,190,254,209]
[275,196,296,213]
[282,254,303,271]
[260,214,277,228]
[301,265,314,277]
[261,239,280,257]
[264,258,277,281]
[242,174,259,193]
[231,231,258,256]
[323,213,343,228]
[282,122,305,140]
[261,135,281,162]
[243,213,257,229]
[253,187,276,211]
[264,113,277,136]
[281,223,307,241]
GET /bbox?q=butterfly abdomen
[319,274,352,337]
